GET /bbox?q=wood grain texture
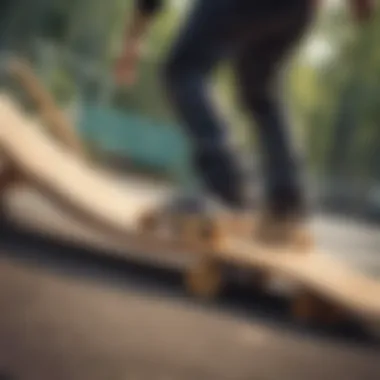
[0,94,379,327]
[8,59,86,158]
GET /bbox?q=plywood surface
[9,59,86,156]
[0,95,380,323]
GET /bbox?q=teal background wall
[79,104,192,180]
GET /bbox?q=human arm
[115,0,164,84]
[129,0,163,38]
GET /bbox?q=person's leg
[163,0,258,210]
[234,1,314,219]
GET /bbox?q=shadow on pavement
[0,221,379,350]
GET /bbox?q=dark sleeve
[137,0,163,15]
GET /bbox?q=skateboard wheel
[318,304,345,326]
[291,292,321,324]
[292,292,345,326]
[138,211,159,232]
[0,165,18,193]
[185,258,223,299]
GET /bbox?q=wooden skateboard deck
[0,94,380,332]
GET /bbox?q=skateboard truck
[138,210,229,298]
[138,210,225,251]
[185,257,223,299]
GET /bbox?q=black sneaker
[265,183,308,220]
[254,185,312,248]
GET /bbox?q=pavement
[0,253,379,380]
[0,175,379,380]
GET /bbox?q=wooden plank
[8,58,86,158]
[0,94,380,327]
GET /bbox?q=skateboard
[135,196,380,329]
[0,92,380,335]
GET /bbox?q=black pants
[164,0,314,213]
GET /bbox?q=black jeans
[164,0,314,213]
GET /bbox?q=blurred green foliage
[9,0,380,185]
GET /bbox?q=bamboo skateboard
[0,94,380,334]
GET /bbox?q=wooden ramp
[9,59,86,158]
[0,94,380,331]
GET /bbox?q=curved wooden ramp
[8,59,86,158]
[0,94,379,332]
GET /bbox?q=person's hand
[114,36,143,86]
[350,0,375,23]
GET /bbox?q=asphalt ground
[0,178,379,380]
